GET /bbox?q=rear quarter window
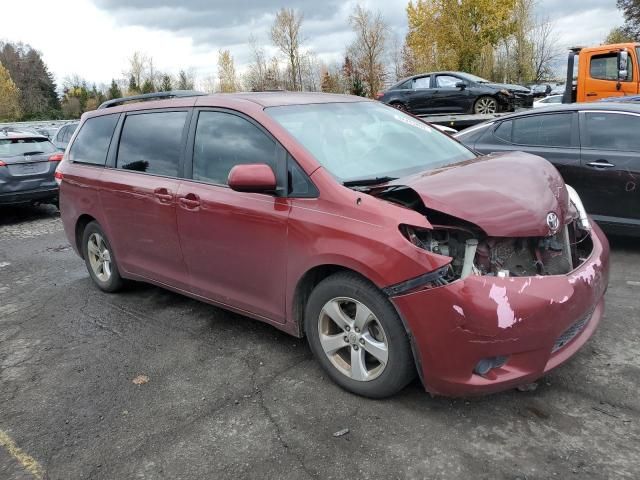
[69,115,119,165]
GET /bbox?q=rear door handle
[153,187,173,203]
[587,160,615,169]
[586,92,598,97]
[178,193,201,209]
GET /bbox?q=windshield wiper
[343,176,398,187]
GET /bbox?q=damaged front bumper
[391,222,610,397]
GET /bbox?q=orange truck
[564,43,640,103]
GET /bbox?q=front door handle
[586,92,598,97]
[178,193,201,210]
[587,160,615,169]
[153,187,173,203]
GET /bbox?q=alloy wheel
[475,97,498,114]
[87,232,112,282]
[318,297,389,381]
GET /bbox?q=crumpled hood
[390,152,570,237]
[484,82,531,94]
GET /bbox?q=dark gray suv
[0,129,62,206]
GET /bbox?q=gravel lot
[0,204,639,480]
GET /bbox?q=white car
[533,95,563,108]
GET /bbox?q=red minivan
[57,91,609,398]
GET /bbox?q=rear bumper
[0,187,58,205]
[391,222,610,397]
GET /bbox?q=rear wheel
[474,96,498,114]
[82,221,124,292]
[304,272,415,398]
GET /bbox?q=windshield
[266,102,475,183]
[0,138,57,157]
[457,72,492,84]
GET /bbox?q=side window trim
[184,107,291,196]
[109,107,193,179]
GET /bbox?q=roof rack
[98,90,207,109]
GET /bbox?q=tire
[81,221,124,293]
[390,102,408,112]
[473,96,498,114]
[304,272,415,398]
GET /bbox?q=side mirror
[455,81,467,90]
[618,50,629,80]
[228,163,277,193]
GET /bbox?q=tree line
[2,1,638,122]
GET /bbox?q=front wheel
[474,96,498,114]
[304,272,415,398]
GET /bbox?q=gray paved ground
[0,204,638,480]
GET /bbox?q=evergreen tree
[177,70,193,90]
[128,74,139,94]
[108,79,122,99]
[160,74,172,92]
[141,78,155,94]
[0,41,61,119]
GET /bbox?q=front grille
[552,309,594,353]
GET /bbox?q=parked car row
[54,90,608,399]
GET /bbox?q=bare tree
[531,17,560,82]
[126,52,148,90]
[389,34,404,82]
[271,8,304,90]
[348,5,388,98]
[245,35,269,91]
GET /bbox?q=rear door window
[583,112,640,151]
[412,76,431,89]
[69,114,119,165]
[117,111,188,176]
[497,113,574,147]
[192,111,278,186]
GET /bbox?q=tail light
[0,160,6,167]
[54,170,64,186]
[375,92,384,100]
[48,153,64,162]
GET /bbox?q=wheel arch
[75,214,97,259]
[291,264,379,338]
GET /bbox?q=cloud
[0,0,626,86]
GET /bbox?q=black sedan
[454,103,640,236]
[378,71,533,115]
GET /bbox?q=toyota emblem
[546,212,559,232]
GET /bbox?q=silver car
[52,122,79,151]
[0,130,61,206]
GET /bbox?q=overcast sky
[0,0,624,88]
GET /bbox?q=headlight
[566,184,590,231]
[499,89,512,96]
